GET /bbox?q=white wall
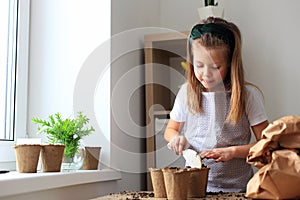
[221,0,300,121]
[110,0,161,191]
[27,0,112,198]
[160,0,201,31]
[28,0,111,163]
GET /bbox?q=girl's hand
[168,135,189,155]
[200,147,236,162]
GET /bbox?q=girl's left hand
[168,135,190,155]
[199,147,235,162]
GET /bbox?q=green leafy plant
[32,112,95,159]
[204,0,218,6]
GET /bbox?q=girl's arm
[200,120,269,162]
[164,119,188,155]
[252,120,269,140]
[164,119,183,142]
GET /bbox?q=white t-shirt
[170,83,268,192]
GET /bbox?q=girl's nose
[203,66,212,77]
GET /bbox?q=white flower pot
[198,6,224,20]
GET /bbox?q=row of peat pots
[14,144,101,173]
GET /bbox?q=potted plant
[32,111,95,171]
[198,0,224,20]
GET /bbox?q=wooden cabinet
[144,31,188,189]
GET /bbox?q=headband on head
[190,23,235,52]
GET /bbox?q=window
[0,0,30,169]
[0,0,17,141]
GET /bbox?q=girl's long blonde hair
[187,17,246,125]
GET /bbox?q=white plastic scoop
[182,149,202,168]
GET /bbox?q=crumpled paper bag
[246,116,300,199]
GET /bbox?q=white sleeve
[169,83,188,122]
[245,85,268,126]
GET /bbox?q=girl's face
[192,43,229,92]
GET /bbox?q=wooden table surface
[91,191,251,200]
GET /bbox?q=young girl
[164,17,269,192]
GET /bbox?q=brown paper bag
[247,150,300,199]
[246,116,300,199]
[248,115,300,168]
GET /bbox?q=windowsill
[0,169,121,198]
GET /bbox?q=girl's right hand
[168,135,189,155]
